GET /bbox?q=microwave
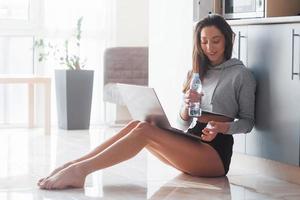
[223,0,300,20]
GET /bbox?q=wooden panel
[266,0,300,17]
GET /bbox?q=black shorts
[187,121,234,175]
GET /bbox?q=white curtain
[37,0,116,125]
[0,0,115,126]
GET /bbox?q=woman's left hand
[201,121,230,142]
[201,121,219,142]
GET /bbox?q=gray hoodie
[181,58,256,135]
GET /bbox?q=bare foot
[38,164,86,190]
[37,161,75,186]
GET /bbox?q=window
[0,0,39,124]
[0,0,114,125]
[0,0,30,20]
[0,0,41,33]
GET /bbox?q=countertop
[227,16,300,26]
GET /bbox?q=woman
[38,14,256,190]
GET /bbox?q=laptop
[117,83,201,140]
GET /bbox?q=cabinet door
[231,25,248,154]
[247,24,300,166]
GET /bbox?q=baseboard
[230,152,300,185]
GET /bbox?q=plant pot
[55,69,94,130]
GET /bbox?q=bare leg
[67,120,141,162]
[146,146,175,167]
[39,122,225,190]
[38,120,140,185]
[38,120,174,186]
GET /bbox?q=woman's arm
[179,102,190,121]
[177,98,192,129]
[226,69,256,134]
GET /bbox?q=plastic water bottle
[188,73,202,117]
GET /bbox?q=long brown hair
[182,14,234,93]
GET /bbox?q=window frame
[0,0,43,36]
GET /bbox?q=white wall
[115,0,149,46]
[149,0,193,123]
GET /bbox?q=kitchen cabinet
[231,23,300,166]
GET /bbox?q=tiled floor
[1,125,300,200]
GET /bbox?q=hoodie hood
[208,58,243,70]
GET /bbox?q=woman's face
[200,26,225,66]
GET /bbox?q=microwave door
[223,0,264,19]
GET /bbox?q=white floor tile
[0,126,300,200]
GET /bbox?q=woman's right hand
[179,89,204,121]
[183,89,204,109]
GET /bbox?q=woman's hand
[183,89,204,109]
[201,121,230,142]
[179,89,204,121]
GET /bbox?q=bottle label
[191,82,200,91]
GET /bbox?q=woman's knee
[130,121,152,137]
[125,120,141,129]
[136,121,152,130]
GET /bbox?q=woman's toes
[37,178,44,186]
[38,177,47,185]
[38,181,46,189]
[38,164,86,190]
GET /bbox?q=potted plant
[35,17,94,130]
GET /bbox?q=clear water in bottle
[189,73,202,117]
[189,101,201,116]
